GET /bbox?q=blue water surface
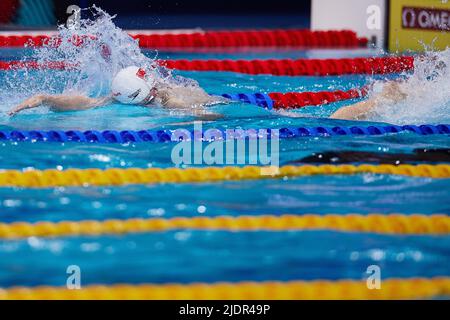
[0,231,449,287]
[0,48,448,289]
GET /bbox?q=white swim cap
[111,66,156,104]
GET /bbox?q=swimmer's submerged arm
[330,81,407,120]
[7,94,112,116]
[330,99,377,120]
[155,87,226,122]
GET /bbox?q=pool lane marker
[0,56,412,76]
[0,214,448,239]
[0,164,448,188]
[0,29,367,49]
[1,277,449,300]
[0,124,448,143]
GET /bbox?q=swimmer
[7,65,224,119]
[8,56,446,122]
[8,66,402,121]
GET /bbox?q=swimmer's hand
[7,94,46,116]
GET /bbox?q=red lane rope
[0,29,367,48]
[269,87,368,109]
[0,56,414,76]
[161,56,414,76]
[132,29,367,48]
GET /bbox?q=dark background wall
[72,0,311,14]
[54,0,311,29]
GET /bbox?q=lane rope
[161,56,414,76]
[0,56,414,76]
[0,164,448,188]
[221,87,367,109]
[0,29,367,48]
[1,277,448,299]
[1,124,448,144]
[0,214,448,239]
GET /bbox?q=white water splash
[0,6,199,107]
[34,6,201,96]
[369,48,450,125]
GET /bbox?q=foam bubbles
[369,48,450,125]
[33,6,163,97]
[0,6,199,109]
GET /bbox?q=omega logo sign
[402,6,450,31]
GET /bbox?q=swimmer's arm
[8,94,112,116]
[330,82,407,120]
[163,97,189,109]
[158,87,226,109]
[44,94,112,112]
[159,93,225,121]
[330,99,377,120]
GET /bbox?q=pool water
[0,46,449,291]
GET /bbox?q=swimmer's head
[111,66,156,105]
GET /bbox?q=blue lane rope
[0,125,448,143]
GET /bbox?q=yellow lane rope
[0,214,448,239]
[1,277,449,299]
[0,164,449,188]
